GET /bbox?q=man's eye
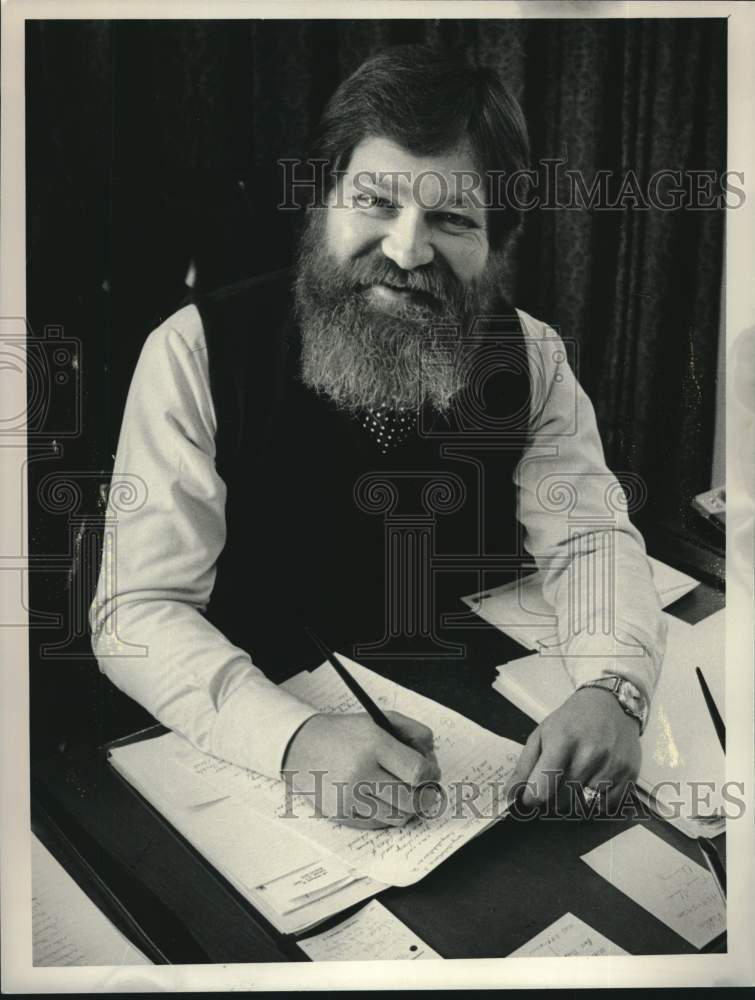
[352,193,392,210]
[435,212,476,230]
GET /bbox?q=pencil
[695,666,726,753]
[697,835,727,902]
[304,626,407,745]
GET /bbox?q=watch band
[578,675,649,735]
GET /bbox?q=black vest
[197,269,533,681]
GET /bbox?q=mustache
[339,250,469,314]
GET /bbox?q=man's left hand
[508,687,642,812]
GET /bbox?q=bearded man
[90,45,666,828]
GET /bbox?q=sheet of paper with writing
[508,912,628,957]
[32,835,151,967]
[297,900,442,961]
[158,657,523,887]
[581,827,725,949]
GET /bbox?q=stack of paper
[109,657,523,931]
[462,556,699,651]
[107,739,383,934]
[276,658,523,885]
[490,610,726,838]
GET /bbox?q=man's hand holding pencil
[282,710,441,829]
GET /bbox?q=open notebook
[492,609,726,839]
[108,657,523,933]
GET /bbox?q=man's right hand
[282,710,441,829]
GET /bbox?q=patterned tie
[359,403,413,454]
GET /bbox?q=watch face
[618,681,646,726]
[621,684,641,712]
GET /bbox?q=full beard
[293,208,504,415]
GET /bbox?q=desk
[30,552,725,963]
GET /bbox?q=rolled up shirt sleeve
[89,305,319,779]
[513,310,667,706]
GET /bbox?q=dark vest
[197,269,532,681]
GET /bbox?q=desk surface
[31,564,726,964]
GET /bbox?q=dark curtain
[25,18,725,757]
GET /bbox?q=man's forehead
[343,135,483,208]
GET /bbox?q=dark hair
[307,43,530,248]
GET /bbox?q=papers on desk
[32,835,151,966]
[462,556,699,652]
[107,742,383,934]
[297,900,442,961]
[277,656,523,886]
[490,609,726,838]
[581,827,726,949]
[108,657,523,930]
[509,913,628,957]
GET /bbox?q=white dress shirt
[89,302,667,780]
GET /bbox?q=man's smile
[370,282,413,301]
[361,281,440,313]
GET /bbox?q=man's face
[325,135,490,304]
[295,134,504,415]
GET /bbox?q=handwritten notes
[509,913,628,957]
[297,900,441,961]
[581,827,725,949]
[32,836,150,967]
[156,657,522,888]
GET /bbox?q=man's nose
[381,208,434,271]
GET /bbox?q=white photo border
[2,0,753,991]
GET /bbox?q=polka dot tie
[360,404,413,454]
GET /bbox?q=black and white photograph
[1,0,753,991]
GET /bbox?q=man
[90,45,666,829]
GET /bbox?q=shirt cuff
[209,677,320,780]
[559,629,658,708]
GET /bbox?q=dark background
[25,18,726,760]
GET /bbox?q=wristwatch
[578,676,649,735]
